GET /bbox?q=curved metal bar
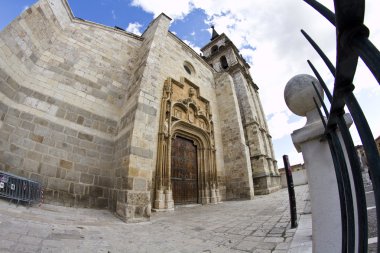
[301,0,380,84]
[303,0,379,251]
[314,78,368,252]
[303,0,379,84]
[351,36,380,84]
[301,30,336,76]
[330,125,356,253]
[312,82,329,117]
[333,0,365,30]
[337,113,368,253]
[331,0,363,125]
[308,62,333,102]
[303,0,335,25]
[313,97,327,128]
[314,98,347,253]
[345,92,380,252]
[329,135,349,253]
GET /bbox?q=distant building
[0,0,280,222]
[355,145,368,171]
[278,163,304,173]
[355,135,380,171]
[355,135,380,185]
[376,135,380,154]
[278,163,308,188]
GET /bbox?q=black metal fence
[302,0,380,252]
[0,171,43,205]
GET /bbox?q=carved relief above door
[154,77,220,210]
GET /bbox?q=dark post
[283,155,298,228]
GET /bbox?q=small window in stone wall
[184,61,195,75]
[220,55,228,69]
[211,45,218,55]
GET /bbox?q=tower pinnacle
[210,25,219,41]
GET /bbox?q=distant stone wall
[280,170,308,188]
[278,164,308,188]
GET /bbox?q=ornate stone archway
[154,77,220,210]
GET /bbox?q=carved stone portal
[154,77,220,210]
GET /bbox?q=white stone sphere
[284,74,324,117]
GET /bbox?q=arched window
[220,56,228,69]
[211,45,218,55]
[219,45,225,51]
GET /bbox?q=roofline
[140,13,172,37]
[168,31,215,72]
[200,33,228,51]
[61,0,143,40]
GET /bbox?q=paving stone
[0,183,310,252]
[252,229,269,237]
[18,235,42,246]
[263,237,284,243]
[254,242,276,250]
[275,242,291,250]
[233,240,257,251]
[0,239,15,249]
[252,249,271,253]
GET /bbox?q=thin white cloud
[183,39,201,54]
[267,111,305,140]
[126,22,143,35]
[284,150,305,165]
[111,10,116,20]
[130,0,193,20]
[191,0,380,163]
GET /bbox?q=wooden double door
[171,136,198,205]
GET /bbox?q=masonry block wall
[231,70,280,194]
[0,0,143,214]
[0,0,280,222]
[159,34,227,200]
[214,73,254,200]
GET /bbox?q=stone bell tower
[201,27,281,195]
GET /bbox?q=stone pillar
[285,74,342,253]
[215,72,254,200]
[116,14,172,222]
[230,71,280,194]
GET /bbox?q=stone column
[215,72,254,200]
[285,74,342,253]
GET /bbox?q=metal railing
[0,171,43,205]
[302,0,380,252]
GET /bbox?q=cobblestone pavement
[0,185,309,253]
[365,183,377,253]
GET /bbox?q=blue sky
[1,0,379,166]
[0,1,212,55]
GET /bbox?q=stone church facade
[0,0,280,222]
